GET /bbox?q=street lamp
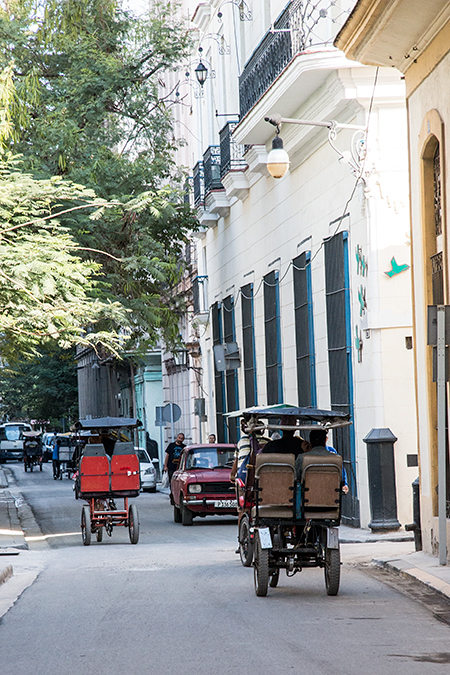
[265,114,367,179]
[195,61,208,87]
[266,132,290,179]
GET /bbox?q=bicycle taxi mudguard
[74,417,142,546]
[225,404,351,597]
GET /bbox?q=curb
[0,564,13,586]
[374,558,450,601]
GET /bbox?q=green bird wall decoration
[385,257,410,278]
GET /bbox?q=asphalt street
[1,463,450,675]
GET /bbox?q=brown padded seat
[302,453,342,519]
[252,453,295,518]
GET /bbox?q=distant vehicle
[0,422,32,463]
[171,444,237,526]
[135,447,157,492]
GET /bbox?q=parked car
[136,447,156,492]
[171,444,237,525]
[0,422,32,462]
[42,432,55,462]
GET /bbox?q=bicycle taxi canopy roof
[74,417,142,430]
[225,404,351,432]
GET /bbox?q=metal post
[437,305,447,565]
[170,403,175,443]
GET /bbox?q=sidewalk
[2,469,450,605]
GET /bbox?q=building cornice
[335,0,450,75]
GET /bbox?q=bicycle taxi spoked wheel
[238,513,254,567]
[81,505,91,546]
[254,530,269,597]
[225,405,350,597]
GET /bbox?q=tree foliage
[0,154,130,360]
[0,344,78,425]
[0,0,197,356]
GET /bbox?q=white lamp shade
[267,147,290,179]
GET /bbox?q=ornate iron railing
[203,146,223,193]
[239,0,352,119]
[219,121,247,177]
[193,161,204,206]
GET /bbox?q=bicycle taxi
[23,431,43,472]
[228,405,350,597]
[73,417,142,546]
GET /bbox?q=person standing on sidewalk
[163,433,185,483]
[52,435,61,480]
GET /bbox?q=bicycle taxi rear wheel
[254,531,269,597]
[238,514,254,567]
[81,505,91,546]
[324,545,341,596]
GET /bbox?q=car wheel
[239,514,254,567]
[173,502,182,523]
[180,497,193,526]
[81,506,91,546]
[128,503,140,544]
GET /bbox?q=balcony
[193,161,204,207]
[203,146,223,193]
[237,0,353,144]
[219,122,247,177]
[239,4,292,120]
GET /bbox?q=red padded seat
[79,454,110,493]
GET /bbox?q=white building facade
[171,0,417,529]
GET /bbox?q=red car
[171,444,237,525]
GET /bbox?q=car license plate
[214,499,237,508]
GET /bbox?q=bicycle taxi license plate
[258,527,272,549]
[214,499,237,508]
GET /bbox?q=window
[324,230,359,527]
[241,283,257,407]
[223,295,239,443]
[293,251,316,407]
[264,270,283,404]
[211,302,226,442]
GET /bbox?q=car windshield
[0,425,30,441]
[137,449,150,463]
[185,447,234,470]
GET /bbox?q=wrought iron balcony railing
[203,146,223,194]
[239,0,353,119]
[219,121,247,178]
[193,161,204,207]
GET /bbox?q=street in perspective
[2,460,450,675]
[3,1,450,674]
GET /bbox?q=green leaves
[0,1,198,361]
[0,155,129,359]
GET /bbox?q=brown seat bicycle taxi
[226,405,351,597]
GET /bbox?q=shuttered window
[264,271,283,404]
[293,251,316,407]
[211,302,226,442]
[324,231,359,527]
[223,295,239,443]
[241,283,257,407]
